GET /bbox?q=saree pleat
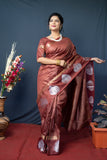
[63,69,92,131]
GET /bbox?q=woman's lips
[51,25,56,27]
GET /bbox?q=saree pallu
[36,37,95,155]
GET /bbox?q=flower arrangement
[0,42,25,97]
[93,94,107,128]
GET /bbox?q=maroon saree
[36,37,95,155]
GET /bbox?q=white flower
[15,56,20,63]
[12,62,17,67]
[7,85,14,92]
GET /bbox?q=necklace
[50,34,62,42]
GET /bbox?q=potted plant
[90,94,107,148]
[0,42,25,140]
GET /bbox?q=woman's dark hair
[48,12,64,31]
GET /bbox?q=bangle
[56,60,60,65]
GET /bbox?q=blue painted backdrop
[0,0,107,124]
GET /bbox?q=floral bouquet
[0,42,25,97]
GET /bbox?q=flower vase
[0,96,9,140]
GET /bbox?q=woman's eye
[50,20,53,22]
[50,19,59,23]
[55,20,59,22]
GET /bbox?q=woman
[36,13,105,155]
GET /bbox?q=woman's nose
[52,22,55,24]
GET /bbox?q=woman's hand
[56,60,67,67]
[91,57,105,63]
[60,60,67,67]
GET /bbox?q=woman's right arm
[37,38,66,67]
[37,57,66,67]
[37,57,57,65]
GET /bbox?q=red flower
[16,69,19,73]
[12,71,17,77]
[0,54,25,96]
[5,79,11,87]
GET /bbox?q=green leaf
[99,100,106,104]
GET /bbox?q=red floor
[0,123,107,160]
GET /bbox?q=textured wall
[0,0,107,124]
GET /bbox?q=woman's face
[49,16,62,32]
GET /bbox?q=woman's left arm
[90,57,105,64]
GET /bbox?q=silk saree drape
[36,37,95,154]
